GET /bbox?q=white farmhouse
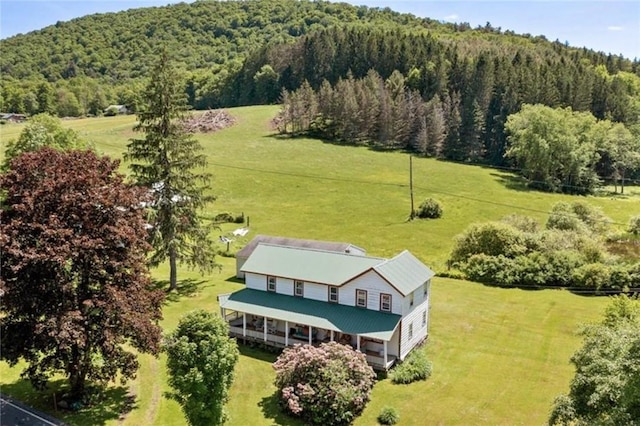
[219,242,434,370]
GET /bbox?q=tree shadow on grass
[489,171,533,193]
[258,393,304,426]
[151,278,208,303]
[1,378,135,425]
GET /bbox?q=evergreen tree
[126,51,218,292]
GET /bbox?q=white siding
[304,282,329,302]
[401,278,431,316]
[245,272,266,291]
[276,277,293,296]
[341,270,403,314]
[399,297,429,360]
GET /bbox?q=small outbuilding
[104,105,129,115]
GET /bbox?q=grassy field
[0,106,638,425]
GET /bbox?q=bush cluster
[629,215,640,235]
[273,342,376,425]
[451,203,640,293]
[390,349,432,384]
[213,212,245,224]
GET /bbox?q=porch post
[242,313,246,337]
[285,321,289,346]
[330,330,334,342]
[264,316,268,342]
[308,326,313,345]
[221,307,226,320]
[384,341,388,367]
[356,335,360,351]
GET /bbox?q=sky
[0,0,638,59]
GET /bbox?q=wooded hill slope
[1,0,638,118]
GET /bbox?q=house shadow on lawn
[225,275,244,285]
[238,344,280,363]
[258,393,304,426]
[151,278,207,303]
[1,378,135,425]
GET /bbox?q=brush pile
[182,109,236,133]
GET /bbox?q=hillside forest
[1,0,640,190]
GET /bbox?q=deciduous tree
[126,51,218,292]
[0,148,164,399]
[505,104,601,194]
[165,310,239,426]
[549,296,640,425]
[2,113,87,169]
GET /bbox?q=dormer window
[356,289,367,308]
[267,276,276,292]
[380,293,391,312]
[328,286,338,303]
[424,282,428,296]
[409,292,414,307]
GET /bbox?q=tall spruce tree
[126,51,218,292]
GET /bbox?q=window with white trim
[356,289,367,308]
[380,293,392,312]
[408,322,413,340]
[422,310,427,327]
[409,292,414,307]
[294,280,304,297]
[328,286,338,303]
[423,281,428,296]
[267,276,276,292]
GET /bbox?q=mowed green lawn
[1,106,638,425]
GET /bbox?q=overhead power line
[208,161,634,227]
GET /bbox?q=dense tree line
[275,69,639,191]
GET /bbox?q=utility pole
[409,155,415,220]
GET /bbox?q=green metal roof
[219,288,401,341]
[374,250,436,296]
[240,244,383,286]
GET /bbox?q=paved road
[0,394,66,426]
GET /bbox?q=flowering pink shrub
[273,342,376,425]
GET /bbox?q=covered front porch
[218,289,400,370]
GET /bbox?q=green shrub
[450,222,529,263]
[546,201,610,235]
[628,215,640,235]
[461,254,514,285]
[572,263,611,291]
[377,407,399,425]
[501,214,540,233]
[390,349,432,384]
[416,198,442,219]
[234,213,245,224]
[214,212,235,223]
